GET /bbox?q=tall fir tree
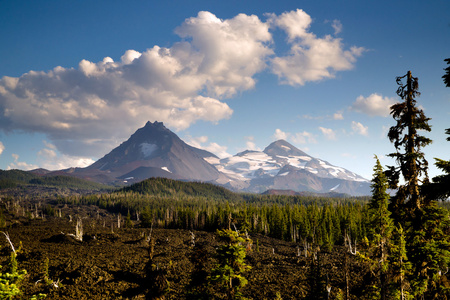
[366,156,394,300]
[385,71,450,298]
[386,70,432,224]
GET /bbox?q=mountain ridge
[26,121,371,195]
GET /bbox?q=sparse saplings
[209,229,251,300]
[0,232,46,299]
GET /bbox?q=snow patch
[161,166,171,173]
[140,143,158,157]
[330,184,340,191]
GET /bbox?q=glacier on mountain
[205,140,368,184]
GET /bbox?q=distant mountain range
[31,121,371,196]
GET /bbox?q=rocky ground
[0,191,368,299]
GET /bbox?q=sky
[0,0,449,181]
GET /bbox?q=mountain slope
[206,140,370,195]
[80,121,223,184]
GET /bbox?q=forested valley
[0,68,449,299]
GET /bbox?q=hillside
[120,177,242,201]
[0,169,112,192]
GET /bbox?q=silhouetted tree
[386,71,432,223]
[385,71,450,298]
[443,58,450,87]
[424,129,450,200]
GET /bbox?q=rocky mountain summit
[53,121,370,195]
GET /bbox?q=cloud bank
[0,9,364,163]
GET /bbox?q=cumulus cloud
[186,135,231,158]
[37,142,95,170]
[0,141,4,156]
[333,112,344,120]
[319,127,337,140]
[175,11,273,97]
[273,129,316,144]
[292,131,317,144]
[273,129,290,140]
[350,93,396,117]
[0,9,364,162]
[268,9,365,86]
[331,20,343,35]
[351,121,369,136]
[245,136,260,151]
[7,154,38,171]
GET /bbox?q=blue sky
[0,0,449,181]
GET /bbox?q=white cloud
[0,141,4,156]
[351,93,396,117]
[351,121,369,136]
[273,129,290,140]
[185,135,231,158]
[292,131,317,144]
[245,136,260,151]
[175,11,273,98]
[37,146,95,170]
[7,154,38,171]
[273,128,316,144]
[331,20,343,35]
[0,10,364,160]
[268,9,365,86]
[301,111,344,120]
[319,127,337,140]
[333,112,344,120]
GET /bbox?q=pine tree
[385,71,450,298]
[364,156,393,300]
[209,229,251,300]
[386,71,432,222]
[390,225,412,300]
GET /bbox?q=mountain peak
[83,120,221,183]
[264,140,310,157]
[144,120,165,128]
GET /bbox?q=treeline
[0,169,111,191]
[62,178,370,251]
